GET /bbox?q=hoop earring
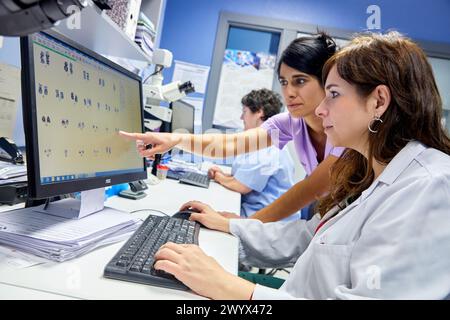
[368,116,383,134]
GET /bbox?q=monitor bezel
[20,30,147,199]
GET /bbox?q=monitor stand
[33,187,105,219]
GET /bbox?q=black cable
[129,208,170,217]
[142,66,164,84]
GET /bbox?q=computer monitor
[20,30,147,218]
[170,100,195,134]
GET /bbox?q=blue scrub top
[232,145,299,222]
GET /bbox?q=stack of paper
[135,12,156,57]
[0,162,27,179]
[0,207,141,262]
[0,161,27,186]
[164,158,204,178]
[0,165,26,179]
[0,175,26,186]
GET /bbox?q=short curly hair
[241,88,283,121]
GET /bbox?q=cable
[142,66,164,84]
[129,208,170,217]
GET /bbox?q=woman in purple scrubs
[120,33,344,221]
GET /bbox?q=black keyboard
[179,172,210,188]
[166,170,182,180]
[104,214,200,291]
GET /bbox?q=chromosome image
[33,35,142,181]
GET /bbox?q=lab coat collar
[359,140,426,201]
[316,141,427,234]
[377,140,426,185]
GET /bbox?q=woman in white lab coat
[153,32,450,299]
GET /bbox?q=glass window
[213,26,280,129]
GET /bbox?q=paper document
[0,175,27,185]
[79,188,105,218]
[0,162,27,179]
[172,60,210,95]
[0,206,141,262]
[0,63,21,138]
[166,158,203,175]
[0,207,136,242]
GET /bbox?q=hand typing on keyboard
[179,201,231,233]
[154,242,255,300]
[151,201,256,299]
[104,202,255,299]
[207,166,224,179]
[104,214,202,291]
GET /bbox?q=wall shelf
[52,0,153,65]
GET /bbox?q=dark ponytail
[277,32,337,85]
[317,32,337,56]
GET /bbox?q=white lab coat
[230,141,450,299]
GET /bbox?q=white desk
[0,178,241,299]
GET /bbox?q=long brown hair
[317,31,450,216]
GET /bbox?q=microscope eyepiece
[179,81,195,94]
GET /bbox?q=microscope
[142,49,195,132]
[141,49,195,179]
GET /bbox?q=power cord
[129,208,170,217]
[142,66,164,84]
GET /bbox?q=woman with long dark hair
[153,32,450,299]
[120,33,344,222]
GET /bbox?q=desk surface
[0,178,241,300]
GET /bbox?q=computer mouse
[172,209,200,220]
[172,210,192,220]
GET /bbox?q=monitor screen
[171,100,195,134]
[21,31,147,199]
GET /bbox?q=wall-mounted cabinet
[53,0,150,63]
[52,0,166,72]
[0,0,166,146]
[140,0,166,50]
